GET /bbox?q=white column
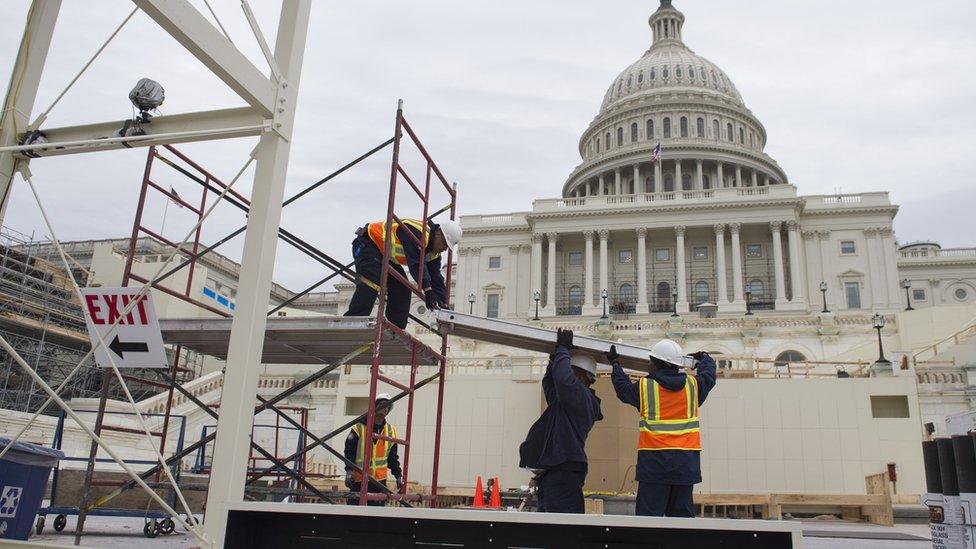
[584,230,595,309]
[633,164,641,194]
[730,223,745,306]
[469,247,482,313]
[802,230,819,306]
[717,162,725,188]
[455,247,469,310]
[751,170,758,188]
[614,168,621,195]
[864,227,881,308]
[507,245,521,317]
[818,230,833,309]
[675,225,688,312]
[771,221,788,305]
[764,175,771,186]
[735,165,742,188]
[714,224,728,304]
[531,233,543,315]
[654,161,663,193]
[675,159,683,191]
[598,174,605,195]
[599,229,609,307]
[696,160,704,190]
[786,220,805,303]
[545,232,557,314]
[636,227,648,312]
[881,228,902,308]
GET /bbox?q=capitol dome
[563,0,788,198]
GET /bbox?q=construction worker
[519,329,603,513]
[608,340,716,517]
[344,393,402,506]
[344,218,462,329]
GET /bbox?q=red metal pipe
[145,180,202,214]
[399,119,454,195]
[161,145,251,205]
[430,182,457,506]
[400,342,418,495]
[376,373,411,393]
[386,268,424,300]
[138,226,183,251]
[396,164,425,201]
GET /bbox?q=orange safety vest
[351,422,397,481]
[637,375,701,451]
[366,219,441,266]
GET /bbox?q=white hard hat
[438,220,463,249]
[570,353,597,381]
[650,339,695,369]
[376,392,392,403]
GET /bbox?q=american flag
[650,143,662,165]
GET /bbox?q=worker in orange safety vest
[608,339,716,517]
[344,393,402,506]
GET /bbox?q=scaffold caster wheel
[144,520,160,538]
[160,518,175,535]
[53,514,66,532]
[35,516,45,535]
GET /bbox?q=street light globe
[533,290,540,301]
[872,313,885,329]
[468,293,475,303]
[901,279,911,289]
[819,281,828,292]
[601,289,608,299]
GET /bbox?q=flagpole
[160,196,170,237]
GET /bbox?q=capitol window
[488,256,501,269]
[694,281,709,303]
[845,282,862,309]
[568,251,582,266]
[617,127,624,146]
[693,246,708,260]
[663,65,670,79]
[605,132,611,148]
[747,279,764,295]
[663,118,672,138]
[638,72,644,84]
[913,289,926,301]
[697,118,705,137]
[746,244,763,258]
[688,65,695,80]
[619,250,634,264]
[682,173,692,190]
[627,74,633,88]
[631,123,639,142]
[680,117,688,138]
[700,67,707,81]
[675,65,682,78]
[727,123,734,142]
[739,128,745,144]
[618,81,623,93]
[596,138,601,153]
[655,248,671,262]
[956,288,970,301]
[647,119,654,139]
[840,240,856,255]
[664,174,674,192]
[486,294,500,319]
[650,67,656,80]
[712,119,720,139]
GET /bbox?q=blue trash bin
[0,437,64,540]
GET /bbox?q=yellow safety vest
[352,422,397,481]
[367,219,441,266]
[637,375,701,451]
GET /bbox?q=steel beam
[132,0,278,116]
[202,1,310,545]
[0,0,62,224]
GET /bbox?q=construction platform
[221,502,804,548]
[159,316,441,366]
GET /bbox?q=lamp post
[745,287,753,315]
[873,313,890,364]
[533,290,541,321]
[819,281,829,313]
[468,293,475,315]
[601,289,608,319]
[671,290,679,317]
[901,279,914,311]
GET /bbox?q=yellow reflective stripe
[685,378,693,419]
[643,417,700,425]
[639,447,703,452]
[653,380,661,420]
[638,378,647,418]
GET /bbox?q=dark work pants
[537,469,585,514]
[636,482,695,517]
[343,235,412,329]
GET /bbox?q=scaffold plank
[434,310,657,372]
[159,316,440,366]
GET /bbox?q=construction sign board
[81,287,168,369]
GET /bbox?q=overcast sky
[1,1,974,292]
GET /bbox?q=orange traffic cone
[489,477,501,508]
[473,476,485,508]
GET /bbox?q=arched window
[682,173,692,191]
[638,72,644,84]
[688,65,695,80]
[646,119,654,139]
[605,132,611,148]
[619,283,634,304]
[617,81,623,94]
[680,117,688,138]
[663,65,670,80]
[749,132,754,148]
[568,286,583,311]
[617,127,624,146]
[650,67,656,80]
[626,74,633,89]
[663,117,672,138]
[596,138,601,153]
[675,65,682,79]
[694,281,710,303]
[726,123,734,142]
[700,67,707,81]
[646,175,655,193]
[631,122,639,143]
[739,128,745,144]
[664,174,674,192]
[702,174,711,189]
[697,117,705,137]
[774,350,807,368]
[747,279,764,296]
[712,119,720,140]
[657,281,671,299]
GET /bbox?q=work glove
[690,351,710,361]
[424,290,437,310]
[556,328,574,350]
[437,299,452,311]
[396,477,404,492]
[605,345,620,365]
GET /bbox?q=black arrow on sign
[108,334,149,359]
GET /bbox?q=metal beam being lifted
[3,107,267,158]
[132,0,278,117]
[434,310,657,372]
